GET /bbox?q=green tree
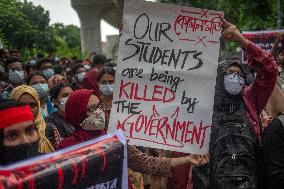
[0,0,55,53]
[0,0,82,60]
[160,0,281,56]
[51,23,81,58]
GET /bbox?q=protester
[26,72,56,118]
[194,18,278,189]
[9,85,56,152]
[57,89,208,189]
[1,57,25,98]
[36,58,54,80]
[0,99,41,165]
[47,83,74,139]
[262,112,284,189]
[82,68,100,92]
[265,79,284,118]
[70,63,86,90]
[97,66,115,128]
[271,32,284,91]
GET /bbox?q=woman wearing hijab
[0,100,41,165]
[82,68,100,92]
[57,89,105,149]
[190,18,278,189]
[58,89,208,189]
[10,85,56,153]
[96,66,115,129]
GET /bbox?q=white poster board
[109,0,223,154]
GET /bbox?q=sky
[28,0,156,42]
[28,0,119,42]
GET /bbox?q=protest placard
[242,30,284,63]
[108,0,223,154]
[0,130,127,189]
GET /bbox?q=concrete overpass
[71,0,124,54]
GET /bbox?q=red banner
[0,130,128,189]
[242,30,284,63]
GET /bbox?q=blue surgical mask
[9,69,25,84]
[32,83,49,98]
[42,68,54,79]
[99,84,114,96]
[76,72,86,82]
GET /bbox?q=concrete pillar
[71,0,102,54]
[106,35,119,59]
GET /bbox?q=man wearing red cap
[0,100,40,165]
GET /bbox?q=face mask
[84,64,91,70]
[77,72,86,82]
[99,84,114,96]
[224,73,245,95]
[58,97,68,112]
[42,68,54,79]
[1,140,39,165]
[8,70,25,84]
[80,108,105,131]
[32,83,49,98]
[30,60,37,66]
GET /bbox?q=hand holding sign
[221,17,249,49]
[170,154,209,167]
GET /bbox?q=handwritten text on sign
[109,0,223,154]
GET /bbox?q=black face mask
[1,140,39,165]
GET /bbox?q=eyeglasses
[87,102,106,112]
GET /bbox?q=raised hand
[220,17,250,49]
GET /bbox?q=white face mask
[224,73,245,95]
[58,97,68,112]
[76,72,86,82]
[80,108,105,131]
[99,84,114,96]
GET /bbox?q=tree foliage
[51,23,81,58]
[160,0,282,56]
[0,0,81,60]
[160,0,281,31]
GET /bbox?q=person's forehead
[227,65,241,71]
[7,62,22,69]
[76,67,85,73]
[41,62,52,67]
[19,93,37,103]
[100,73,115,81]
[31,75,46,82]
[60,86,73,95]
[3,120,34,133]
[87,95,100,106]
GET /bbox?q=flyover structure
[71,0,123,54]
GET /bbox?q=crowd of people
[0,18,284,189]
